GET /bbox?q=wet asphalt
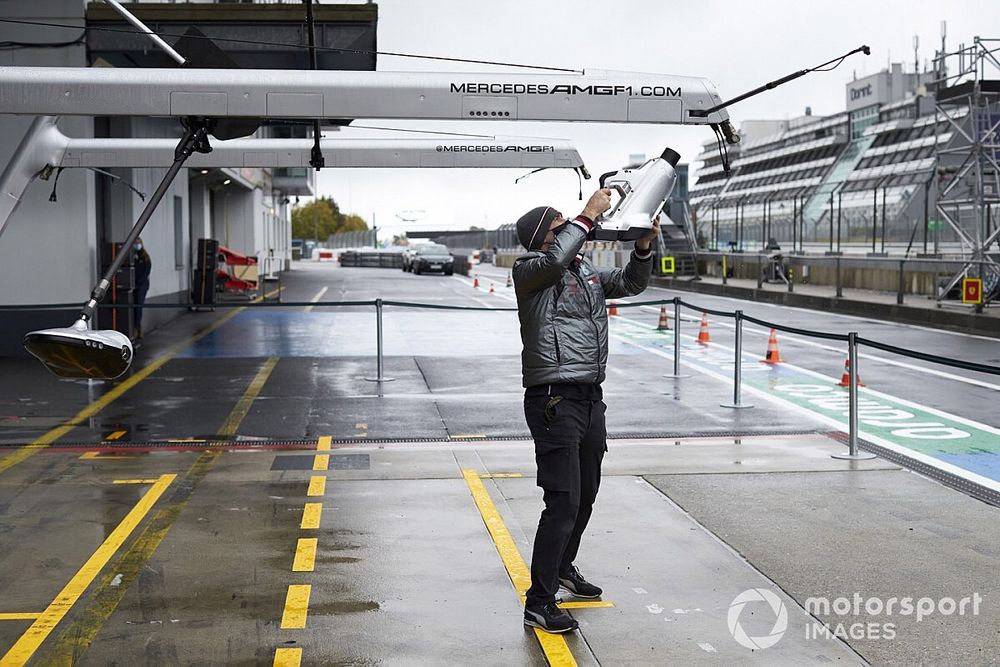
[0,260,998,666]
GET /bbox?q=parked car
[411,244,454,275]
[401,242,434,272]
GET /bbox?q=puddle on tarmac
[310,600,380,615]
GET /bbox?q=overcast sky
[315,0,998,241]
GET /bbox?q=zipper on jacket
[577,267,602,370]
[554,328,562,363]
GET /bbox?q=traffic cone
[489,283,495,294]
[473,276,480,289]
[608,301,619,316]
[838,358,865,387]
[506,272,513,288]
[761,328,784,364]
[697,313,711,344]
[656,305,670,331]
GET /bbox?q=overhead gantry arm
[0,116,586,235]
[0,67,734,130]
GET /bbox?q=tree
[469,225,485,231]
[291,196,369,240]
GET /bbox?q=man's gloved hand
[581,188,613,221]
[635,216,662,252]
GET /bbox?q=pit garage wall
[0,0,96,355]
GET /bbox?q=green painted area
[611,318,1000,458]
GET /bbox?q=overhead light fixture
[223,178,232,185]
[200,169,209,175]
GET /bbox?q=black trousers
[523,389,606,607]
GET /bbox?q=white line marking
[303,286,329,312]
[636,305,1000,392]
[609,323,1000,494]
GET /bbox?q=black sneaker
[523,603,579,634]
[559,565,603,599]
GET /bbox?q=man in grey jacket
[514,189,658,633]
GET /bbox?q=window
[850,105,879,140]
[173,195,184,270]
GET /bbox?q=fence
[8,294,998,497]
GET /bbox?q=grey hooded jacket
[513,224,652,388]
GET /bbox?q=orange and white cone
[472,276,480,289]
[489,283,495,294]
[761,328,784,364]
[838,358,865,387]
[506,272,513,288]
[656,305,670,331]
[608,301,619,316]
[697,313,711,344]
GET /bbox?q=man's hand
[635,216,661,252]
[581,188,613,221]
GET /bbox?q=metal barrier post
[833,332,875,460]
[664,298,690,379]
[757,253,763,289]
[722,254,728,285]
[721,310,753,409]
[364,298,395,382]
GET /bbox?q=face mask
[133,243,142,251]
[549,221,569,237]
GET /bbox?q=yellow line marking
[292,538,317,572]
[280,585,311,629]
[301,503,322,529]
[558,601,616,609]
[316,435,332,451]
[450,434,487,439]
[111,479,159,485]
[218,357,279,437]
[0,288,282,476]
[303,285,328,313]
[0,474,175,666]
[313,454,329,471]
[79,452,136,460]
[0,614,39,621]
[353,433,367,438]
[479,473,524,479]
[307,476,326,497]
[461,469,577,666]
[354,423,367,429]
[106,430,126,441]
[273,647,302,667]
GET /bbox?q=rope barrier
[6,294,996,377]
[857,336,1000,376]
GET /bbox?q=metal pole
[828,194,834,253]
[897,259,905,305]
[881,186,887,253]
[836,190,843,253]
[364,297,396,382]
[836,256,843,298]
[922,178,930,255]
[102,0,187,65]
[721,311,752,409]
[792,197,798,253]
[664,297,690,379]
[871,186,877,253]
[833,332,875,460]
